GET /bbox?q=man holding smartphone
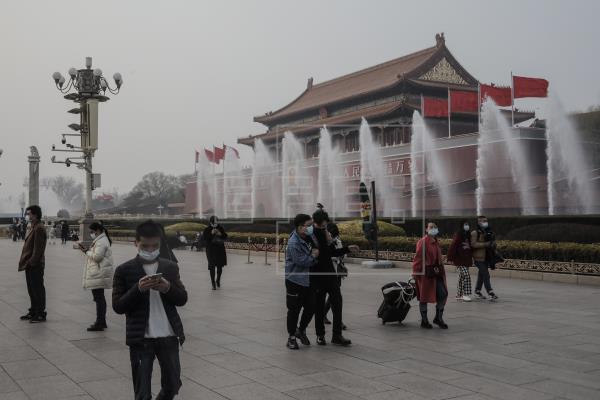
[112,220,188,400]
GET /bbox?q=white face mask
[138,249,160,262]
[480,222,489,229]
[427,228,439,236]
[463,224,470,231]
[90,233,97,240]
[25,215,31,222]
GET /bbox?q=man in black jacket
[310,207,358,347]
[113,220,188,400]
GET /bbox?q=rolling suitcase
[377,280,416,325]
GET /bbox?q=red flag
[513,75,549,98]
[224,145,240,158]
[213,146,225,163]
[480,84,512,107]
[450,90,478,112]
[204,148,215,163]
[423,97,448,117]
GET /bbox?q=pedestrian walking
[447,220,473,302]
[323,222,348,330]
[412,222,448,329]
[79,222,114,331]
[46,221,57,245]
[202,216,227,290]
[112,220,188,400]
[17,205,48,323]
[471,216,499,300]
[311,206,358,346]
[285,213,318,350]
[61,221,69,244]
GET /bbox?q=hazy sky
[1,0,599,205]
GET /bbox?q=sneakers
[29,314,46,324]
[331,335,352,346]
[295,329,310,346]
[461,295,472,302]
[286,336,299,350]
[474,291,487,300]
[87,322,107,332]
[488,292,499,301]
[20,313,33,321]
[316,336,327,346]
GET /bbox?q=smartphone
[144,273,163,281]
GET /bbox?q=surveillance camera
[61,137,66,145]
[66,159,71,167]
[52,145,55,150]
[51,156,56,162]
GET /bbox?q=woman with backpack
[79,221,114,331]
[447,220,473,302]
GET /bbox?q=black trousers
[25,267,46,316]
[209,265,223,287]
[324,276,343,317]
[285,279,315,336]
[314,277,343,337]
[129,337,182,400]
[91,288,106,323]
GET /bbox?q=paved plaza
[0,238,599,399]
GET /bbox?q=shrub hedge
[104,229,600,263]
[337,220,405,237]
[504,223,600,244]
[164,222,206,234]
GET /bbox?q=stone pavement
[0,238,599,400]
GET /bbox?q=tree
[57,209,70,219]
[128,172,179,205]
[49,176,84,211]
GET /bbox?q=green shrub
[164,222,206,234]
[337,220,405,237]
[505,223,600,244]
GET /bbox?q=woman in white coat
[78,221,114,331]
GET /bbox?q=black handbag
[425,264,443,278]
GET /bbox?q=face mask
[463,225,470,231]
[90,233,97,239]
[138,249,160,262]
[480,222,489,229]
[25,216,31,222]
[211,223,217,228]
[305,226,314,236]
[427,228,439,236]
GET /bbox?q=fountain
[251,139,280,218]
[410,111,451,217]
[317,126,346,218]
[281,131,311,218]
[546,94,595,214]
[222,147,247,219]
[476,98,535,215]
[359,118,391,217]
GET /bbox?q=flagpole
[447,88,451,138]
[477,83,481,133]
[420,93,424,116]
[511,71,515,127]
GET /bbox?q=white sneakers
[456,295,472,302]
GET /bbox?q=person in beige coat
[79,221,114,331]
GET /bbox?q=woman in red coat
[447,220,473,302]
[412,222,448,329]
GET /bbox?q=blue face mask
[305,226,314,236]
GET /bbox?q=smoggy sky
[0,0,599,204]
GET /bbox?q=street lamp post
[51,57,122,245]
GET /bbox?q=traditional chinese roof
[253,33,478,125]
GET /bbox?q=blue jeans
[474,261,493,293]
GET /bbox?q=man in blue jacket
[285,214,319,350]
